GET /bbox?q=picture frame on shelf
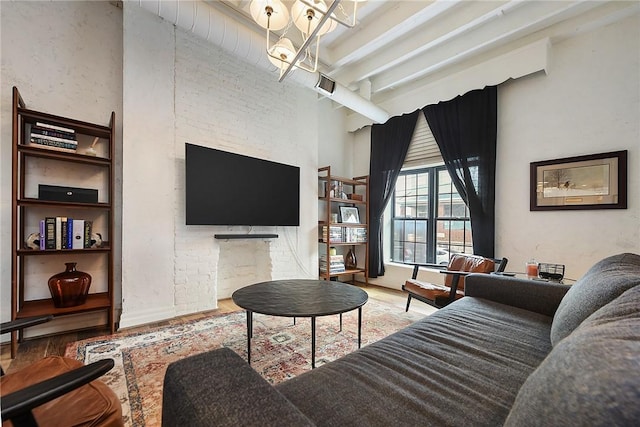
[530,150,627,211]
[340,206,360,223]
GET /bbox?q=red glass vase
[48,262,92,308]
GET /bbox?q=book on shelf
[55,217,64,250]
[45,217,56,249]
[29,136,77,150]
[35,121,75,135]
[39,219,46,250]
[72,219,85,249]
[61,218,69,249]
[31,126,77,141]
[25,141,76,153]
[84,221,92,248]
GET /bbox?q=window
[391,166,472,265]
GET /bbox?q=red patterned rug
[65,299,425,426]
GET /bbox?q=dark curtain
[368,110,420,277]
[422,86,497,257]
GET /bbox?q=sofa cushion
[276,296,554,426]
[550,252,640,346]
[505,285,640,427]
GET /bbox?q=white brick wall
[171,28,319,313]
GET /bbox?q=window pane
[404,221,416,242]
[415,243,427,264]
[405,174,417,195]
[393,242,403,262]
[416,173,428,194]
[393,220,404,241]
[415,221,427,243]
[396,175,406,195]
[404,243,414,263]
[416,194,428,218]
[395,197,406,217]
[404,196,417,218]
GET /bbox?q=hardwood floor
[1,283,435,374]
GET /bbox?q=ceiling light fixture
[249,0,362,82]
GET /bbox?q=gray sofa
[162,253,640,426]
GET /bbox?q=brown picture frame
[530,150,627,211]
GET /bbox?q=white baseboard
[118,305,176,330]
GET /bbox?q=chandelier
[249,0,362,81]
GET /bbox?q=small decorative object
[48,262,92,308]
[340,206,360,223]
[330,213,339,223]
[25,232,40,250]
[348,194,363,201]
[84,136,99,156]
[538,263,565,282]
[329,247,337,256]
[345,249,357,270]
[90,232,103,248]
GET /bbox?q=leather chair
[403,254,508,310]
[1,316,123,427]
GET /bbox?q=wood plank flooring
[1,283,435,374]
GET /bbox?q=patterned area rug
[65,299,425,427]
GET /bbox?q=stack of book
[320,254,345,273]
[26,122,77,153]
[345,227,367,243]
[322,226,367,243]
[39,217,93,250]
[322,226,344,243]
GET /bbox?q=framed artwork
[340,206,360,223]
[530,150,627,211]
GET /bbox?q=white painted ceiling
[209,0,638,117]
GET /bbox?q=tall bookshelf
[10,87,115,357]
[318,166,369,284]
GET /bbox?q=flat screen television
[185,143,300,226]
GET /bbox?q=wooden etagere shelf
[10,86,116,358]
[318,166,369,284]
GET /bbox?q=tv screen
[185,143,300,226]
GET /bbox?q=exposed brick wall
[171,28,318,314]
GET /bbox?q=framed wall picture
[340,206,360,223]
[530,150,627,211]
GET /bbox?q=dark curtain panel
[422,86,497,257]
[368,110,420,277]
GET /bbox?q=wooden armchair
[0,316,123,427]
[402,254,508,310]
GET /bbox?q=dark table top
[232,279,368,317]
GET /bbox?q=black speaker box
[38,184,98,203]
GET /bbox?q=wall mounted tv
[185,143,300,226]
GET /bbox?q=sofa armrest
[162,347,315,427]
[464,273,571,317]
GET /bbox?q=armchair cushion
[1,356,122,427]
[550,252,640,346]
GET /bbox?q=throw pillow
[549,252,640,346]
[505,285,640,426]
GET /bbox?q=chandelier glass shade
[249,0,361,81]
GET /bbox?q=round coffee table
[232,279,368,369]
